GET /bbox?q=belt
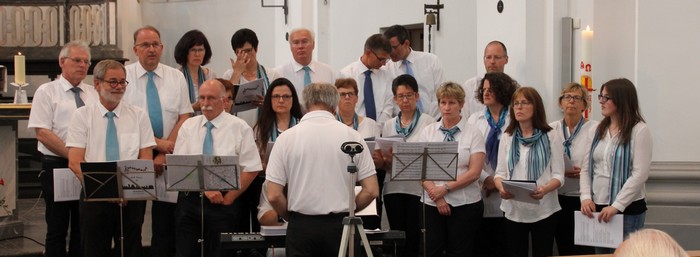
[42,154,68,162]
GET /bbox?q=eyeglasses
[484,55,506,61]
[100,79,129,88]
[562,95,584,102]
[339,92,356,98]
[370,50,389,63]
[598,94,612,103]
[136,42,162,49]
[64,57,91,66]
[512,101,532,107]
[189,47,206,53]
[395,93,416,100]
[272,94,293,101]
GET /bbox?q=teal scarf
[588,129,632,205]
[508,127,551,180]
[394,111,421,138]
[182,65,205,103]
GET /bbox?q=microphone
[341,141,364,155]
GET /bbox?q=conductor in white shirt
[173,79,262,257]
[266,83,378,257]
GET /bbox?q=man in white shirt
[123,25,193,257]
[338,33,394,132]
[266,83,378,256]
[66,60,156,257]
[274,28,335,103]
[28,41,97,257]
[384,24,445,118]
[463,41,510,118]
[173,79,262,257]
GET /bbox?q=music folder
[81,159,157,201]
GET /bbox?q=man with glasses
[66,60,156,256]
[384,24,445,119]
[173,79,262,257]
[28,41,97,257]
[124,25,194,257]
[463,41,510,118]
[274,28,335,104]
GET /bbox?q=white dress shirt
[467,110,510,217]
[580,122,652,212]
[66,102,156,162]
[28,75,99,156]
[173,111,262,173]
[124,62,194,138]
[494,130,565,223]
[381,113,436,196]
[338,59,394,132]
[273,60,335,103]
[266,111,376,215]
[385,49,445,118]
[415,117,486,207]
[462,76,483,119]
[356,117,380,139]
[549,119,599,196]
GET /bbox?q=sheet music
[355,186,377,216]
[231,78,264,113]
[202,155,239,190]
[166,154,204,190]
[501,180,539,204]
[564,154,574,172]
[166,154,240,191]
[392,142,458,181]
[53,168,81,202]
[376,135,404,157]
[118,160,156,200]
[574,211,624,248]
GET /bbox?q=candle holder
[11,82,29,104]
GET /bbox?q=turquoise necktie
[105,112,120,161]
[146,71,164,138]
[302,66,311,87]
[203,121,214,155]
[403,60,423,112]
[363,70,376,120]
[69,87,84,108]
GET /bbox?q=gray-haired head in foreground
[303,82,339,112]
[93,60,125,80]
[614,228,689,257]
[59,40,91,61]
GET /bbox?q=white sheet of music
[501,180,539,204]
[53,168,81,202]
[376,135,404,157]
[574,211,624,248]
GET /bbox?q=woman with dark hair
[174,29,216,111]
[580,78,652,253]
[466,72,518,257]
[417,82,485,257]
[494,87,565,257]
[550,83,597,255]
[254,77,303,165]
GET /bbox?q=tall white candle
[580,25,594,118]
[14,53,26,84]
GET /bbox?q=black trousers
[422,200,483,257]
[504,213,558,257]
[231,175,264,232]
[473,216,507,257]
[174,193,238,257]
[40,155,81,257]
[383,193,421,257]
[286,212,348,257]
[555,195,594,255]
[151,200,177,257]
[80,200,146,257]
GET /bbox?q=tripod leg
[338,224,350,257]
[355,224,374,257]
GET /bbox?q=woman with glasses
[494,87,565,257]
[380,74,435,257]
[174,29,217,112]
[580,78,652,253]
[254,78,303,159]
[550,83,597,255]
[416,82,485,257]
[466,72,518,257]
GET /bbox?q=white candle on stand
[14,53,26,84]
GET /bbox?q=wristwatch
[443,183,451,193]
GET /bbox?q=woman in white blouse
[174,29,217,111]
[550,83,597,255]
[418,82,485,256]
[381,74,435,257]
[494,87,565,257]
[466,72,518,257]
[580,78,652,253]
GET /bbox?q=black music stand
[391,142,459,257]
[165,154,240,257]
[81,160,157,257]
